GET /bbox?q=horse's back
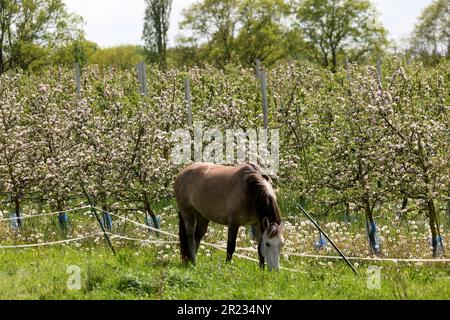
[175,163,256,225]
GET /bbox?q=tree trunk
[397,196,408,219]
[401,196,408,211]
[14,196,21,228]
[344,202,350,222]
[143,192,159,237]
[331,47,337,73]
[427,199,439,257]
[364,199,379,255]
[323,53,329,68]
[0,45,3,74]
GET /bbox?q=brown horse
[175,162,284,271]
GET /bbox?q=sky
[63,0,433,48]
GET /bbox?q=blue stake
[366,220,381,255]
[10,212,22,230]
[145,215,161,235]
[58,212,69,231]
[315,233,328,250]
[437,236,444,255]
[102,212,113,231]
[249,225,257,240]
[429,236,444,255]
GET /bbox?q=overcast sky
[63,0,432,48]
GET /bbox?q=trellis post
[260,71,269,130]
[74,63,81,98]
[137,61,148,96]
[184,78,193,127]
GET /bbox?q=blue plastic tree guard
[10,212,22,230]
[249,225,257,240]
[437,236,445,255]
[58,212,69,231]
[366,220,381,255]
[429,236,445,255]
[145,215,161,233]
[102,212,113,231]
[315,233,328,250]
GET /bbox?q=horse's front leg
[254,225,265,269]
[226,224,239,262]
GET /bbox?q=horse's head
[259,217,285,272]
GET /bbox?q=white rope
[206,241,302,273]
[108,233,179,245]
[0,205,91,222]
[96,207,450,264]
[287,252,450,263]
[0,232,102,249]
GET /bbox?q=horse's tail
[178,211,189,262]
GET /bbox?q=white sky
[63,0,432,48]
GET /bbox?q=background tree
[142,0,172,69]
[295,0,388,72]
[88,45,145,70]
[0,0,83,74]
[235,0,289,67]
[409,0,450,65]
[180,0,239,68]
[52,37,98,68]
[0,73,34,225]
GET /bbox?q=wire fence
[1,205,449,270]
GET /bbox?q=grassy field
[1,198,449,300]
[0,244,449,300]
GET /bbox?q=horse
[174,162,285,271]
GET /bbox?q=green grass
[0,244,448,300]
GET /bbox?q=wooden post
[74,63,81,98]
[260,71,269,129]
[184,78,193,127]
[137,61,148,95]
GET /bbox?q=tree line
[0,0,448,74]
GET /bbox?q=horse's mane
[245,167,281,236]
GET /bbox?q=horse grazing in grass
[175,163,284,271]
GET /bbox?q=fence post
[184,78,193,127]
[345,57,351,83]
[376,57,382,88]
[260,71,269,130]
[137,61,148,95]
[255,59,262,79]
[74,63,81,98]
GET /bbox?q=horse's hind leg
[226,224,239,262]
[195,215,209,253]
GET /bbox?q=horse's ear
[262,217,270,230]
